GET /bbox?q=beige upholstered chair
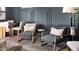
[19,23,37,43]
[41,27,64,50]
[50,27,64,50]
[12,21,23,41]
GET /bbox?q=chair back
[24,23,37,32]
[50,27,64,36]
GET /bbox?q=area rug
[20,39,67,51]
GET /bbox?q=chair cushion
[41,35,55,44]
[20,32,33,39]
[41,34,64,44]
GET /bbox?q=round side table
[38,29,45,42]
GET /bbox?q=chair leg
[53,36,56,51]
[17,30,19,42]
[32,36,35,43]
[12,29,13,37]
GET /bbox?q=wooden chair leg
[32,36,37,44]
[12,29,13,37]
[17,30,19,42]
[32,36,34,43]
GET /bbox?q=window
[0,7,6,20]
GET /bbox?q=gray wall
[20,7,71,28]
[6,7,21,23]
[51,7,70,27]
[6,7,74,29]
[21,8,31,22]
[34,8,48,25]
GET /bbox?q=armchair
[41,27,64,50]
[18,23,37,43]
[12,21,23,41]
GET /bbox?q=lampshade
[0,7,5,11]
[62,7,77,13]
[21,7,32,9]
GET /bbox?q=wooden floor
[7,35,68,51]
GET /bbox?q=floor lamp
[62,7,76,40]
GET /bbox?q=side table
[38,29,45,42]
